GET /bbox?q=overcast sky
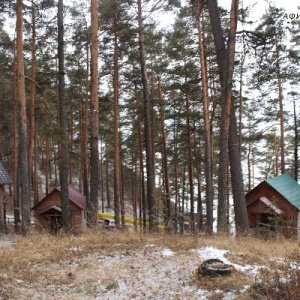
[218,0,299,21]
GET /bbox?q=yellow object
[98,212,164,229]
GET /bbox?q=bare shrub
[247,252,300,300]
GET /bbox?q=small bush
[105,281,118,290]
[249,260,300,299]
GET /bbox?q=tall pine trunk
[28,0,37,205]
[294,100,298,181]
[82,45,89,201]
[13,45,20,233]
[69,102,74,184]
[184,89,194,232]
[137,0,156,230]
[16,0,31,235]
[275,33,285,174]
[135,86,146,230]
[207,0,249,234]
[158,78,171,229]
[88,0,100,227]
[195,10,214,233]
[58,0,70,232]
[113,30,121,227]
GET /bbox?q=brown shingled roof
[0,162,13,185]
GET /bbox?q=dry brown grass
[0,229,299,299]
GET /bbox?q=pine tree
[252,7,289,175]
[137,0,156,230]
[16,0,31,235]
[207,0,249,234]
[57,0,70,232]
[88,0,100,227]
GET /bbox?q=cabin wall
[33,190,61,214]
[69,202,84,232]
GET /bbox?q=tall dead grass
[0,229,298,271]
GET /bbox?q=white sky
[219,0,299,21]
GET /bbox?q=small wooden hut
[0,162,13,231]
[246,174,300,239]
[32,184,86,233]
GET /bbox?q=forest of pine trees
[0,0,299,235]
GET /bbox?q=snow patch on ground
[161,248,175,256]
[196,246,263,275]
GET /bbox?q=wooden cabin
[32,184,86,233]
[0,162,13,232]
[246,174,300,239]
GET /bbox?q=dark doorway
[50,216,62,234]
[259,213,276,238]
[260,213,274,228]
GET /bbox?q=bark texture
[88,0,100,227]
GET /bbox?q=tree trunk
[247,115,252,191]
[16,0,31,235]
[274,131,279,176]
[28,0,36,202]
[88,0,100,227]
[137,0,156,230]
[120,166,125,226]
[69,102,74,184]
[184,72,195,233]
[106,161,111,208]
[45,134,50,195]
[158,78,171,229]
[13,47,20,233]
[229,104,249,233]
[150,69,156,198]
[294,100,298,181]
[207,0,229,232]
[196,160,203,232]
[81,44,89,201]
[113,30,121,227]
[180,164,186,234]
[173,121,179,233]
[195,11,214,233]
[228,2,249,234]
[135,86,146,231]
[58,0,70,232]
[100,140,104,213]
[275,33,285,174]
[207,0,249,234]
[131,153,138,231]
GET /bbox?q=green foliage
[105,281,119,290]
[0,0,300,233]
